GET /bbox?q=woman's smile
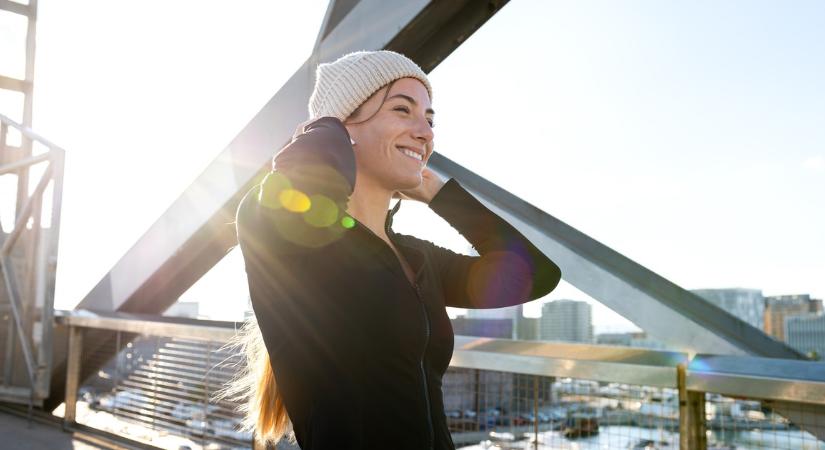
[397,145,424,163]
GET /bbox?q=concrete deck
[0,410,103,450]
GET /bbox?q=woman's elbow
[531,258,562,299]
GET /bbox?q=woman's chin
[398,174,423,191]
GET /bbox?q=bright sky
[3,0,823,334]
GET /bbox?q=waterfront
[457,425,825,449]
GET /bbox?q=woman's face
[343,77,435,192]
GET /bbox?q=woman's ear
[343,123,356,146]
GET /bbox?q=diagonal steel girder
[48,0,803,409]
[46,0,511,410]
[428,153,803,359]
[69,0,511,315]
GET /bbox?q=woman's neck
[346,177,394,242]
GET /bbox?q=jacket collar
[350,199,426,282]
[385,199,426,279]
[384,198,403,234]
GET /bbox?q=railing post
[678,363,706,450]
[63,325,83,428]
[533,375,539,449]
[0,123,7,157]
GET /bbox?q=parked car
[629,439,671,449]
[562,415,599,438]
[445,410,462,419]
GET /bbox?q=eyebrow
[388,94,435,115]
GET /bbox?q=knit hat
[308,50,433,121]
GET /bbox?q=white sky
[2,0,823,334]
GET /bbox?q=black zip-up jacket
[235,117,561,449]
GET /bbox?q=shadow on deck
[0,409,102,450]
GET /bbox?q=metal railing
[55,311,825,450]
[0,113,65,409]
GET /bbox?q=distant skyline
[2,1,822,335]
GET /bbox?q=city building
[596,332,665,349]
[539,300,593,343]
[465,305,521,320]
[785,314,825,360]
[514,315,540,341]
[163,301,200,319]
[460,305,538,340]
[243,295,255,320]
[692,288,764,331]
[450,317,513,339]
[764,294,822,341]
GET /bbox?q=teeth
[400,147,423,161]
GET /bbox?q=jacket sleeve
[234,117,364,442]
[425,178,562,309]
[236,116,356,254]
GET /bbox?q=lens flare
[303,194,339,228]
[279,189,311,212]
[258,172,292,210]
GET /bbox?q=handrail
[57,310,825,405]
[452,335,687,388]
[55,310,241,343]
[688,354,825,406]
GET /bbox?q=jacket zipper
[413,282,435,450]
[352,221,435,447]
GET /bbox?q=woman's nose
[414,117,434,144]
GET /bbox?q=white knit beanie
[308,50,433,121]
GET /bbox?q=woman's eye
[393,106,434,127]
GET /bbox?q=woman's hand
[393,167,446,204]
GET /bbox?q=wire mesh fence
[56,316,825,450]
[70,331,252,450]
[445,368,681,449]
[704,393,825,450]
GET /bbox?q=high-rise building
[785,314,825,360]
[691,288,765,331]
[450,317,513,338]
[764,294,821,341]
[465,305,520,320]
[466,304,532,339]
[515,315,540,341]
[539,300,593,343]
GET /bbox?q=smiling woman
[223,50,561,450]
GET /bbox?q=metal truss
[46,0,805,412]
[0,113,65,408]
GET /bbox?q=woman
[230,50,561,449]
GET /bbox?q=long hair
[216,79,399,446]
[215,317,294,446]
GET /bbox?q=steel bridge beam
[45,0,510,409]
[47,0,803,411]
[428,153,802,359]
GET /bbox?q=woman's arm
[236,116,356,254]
[234,118,365,434]
[423,178,562,309]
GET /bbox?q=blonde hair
[216,80,401,446]
[216,316,293,446]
